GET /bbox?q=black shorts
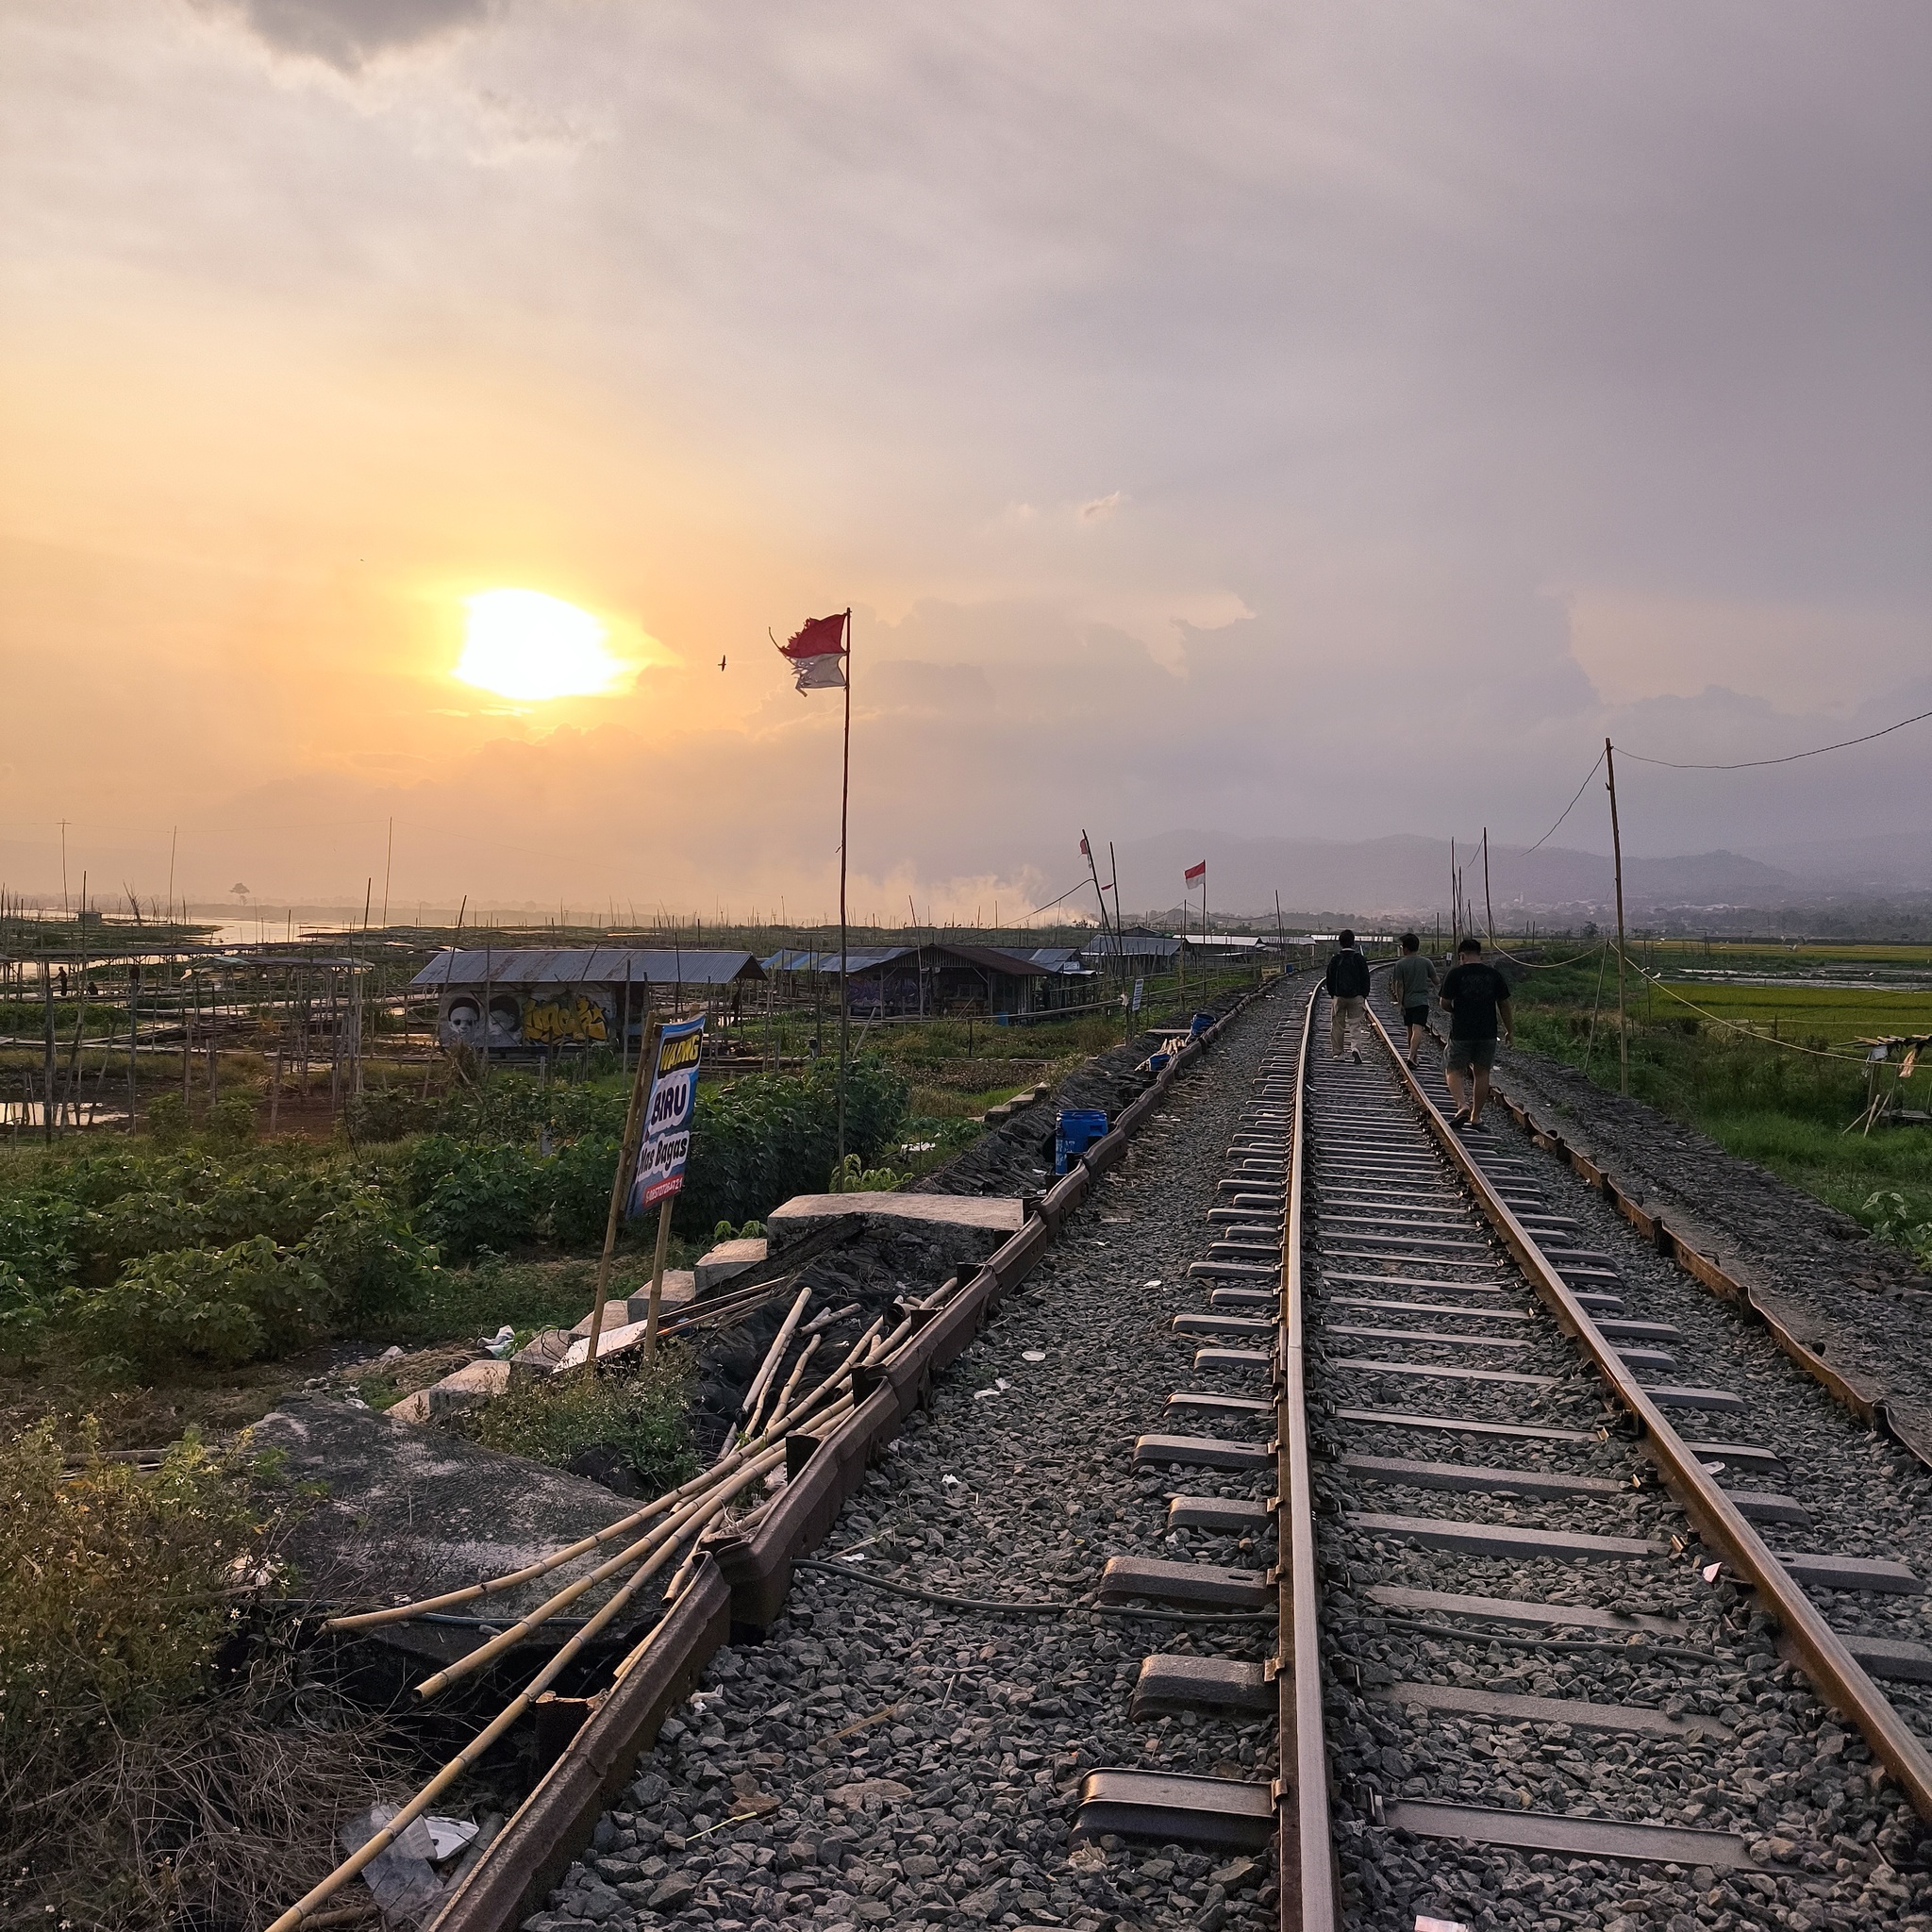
[1403,1006,1429,1027]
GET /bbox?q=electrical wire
[1519,750,1607,857]
[1618,705,1932,771]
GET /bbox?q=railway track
[296,971,1932,1932]
[1090,979,1932,1932]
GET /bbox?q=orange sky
[3,2,1927,918]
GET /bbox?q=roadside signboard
[1131,977,1144,1013]
[627,1017,704,1214]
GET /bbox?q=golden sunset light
[452,588,628,701]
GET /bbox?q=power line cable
[1519,749,1607,856]
[1619,705,1932,772]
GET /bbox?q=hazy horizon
[4,3,1928,924]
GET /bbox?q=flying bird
[719,655,727,671]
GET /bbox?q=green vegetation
[0,1054,909,1400]
[0,1423,398,1930]
[1509,944,1932,1265]
[451,1350,695,1492]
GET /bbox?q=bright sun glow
[454,589,626,700]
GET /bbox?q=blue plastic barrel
[1055,1107,1110,1174]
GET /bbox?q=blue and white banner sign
[628,1017,705,1214]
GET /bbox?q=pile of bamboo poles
[269,1273,953,1931]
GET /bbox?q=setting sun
[453,589,627,700]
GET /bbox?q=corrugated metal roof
[409,947,765,990]
[759,941,1054,978]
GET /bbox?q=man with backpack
[1387,931,1439,1068]
[1324,928,1372,1061]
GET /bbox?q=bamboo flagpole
[771,608,853,1158]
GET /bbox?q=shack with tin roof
[409,947,765,1056]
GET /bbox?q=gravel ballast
[1487,1041,1932,1453]
[523,983,1292,1932]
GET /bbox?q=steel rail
[1367,1003,1932,1824]
[1277,988,1339,1931]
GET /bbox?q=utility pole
[58,821,70,915]
[1482,827,1494,948]
[1605,737,1629,1097]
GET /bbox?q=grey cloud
[205,0,492,69]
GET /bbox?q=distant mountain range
[1110,830,1931,924]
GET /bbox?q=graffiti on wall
[524,992,611,1046]
[441,988,613,1049]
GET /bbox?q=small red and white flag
[1079,835,1091,858]
[1184,860,1207,883]
[774,611,848,693]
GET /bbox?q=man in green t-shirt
[1386,932,1438,1067]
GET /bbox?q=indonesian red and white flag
[1079,835,1091,858]
[1184,860,1207,883]
[776,612,848,692]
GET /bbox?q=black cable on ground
[1376,1615,1716,1665]
[792,1557,1274,1624]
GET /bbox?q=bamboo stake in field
[643,1193,674,1363]
[39,954,55,1145]
[584,1019,660,1365]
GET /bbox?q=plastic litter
[481,1324,516,1357]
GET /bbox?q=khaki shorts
[1445,1036,1498,1072]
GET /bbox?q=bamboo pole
[1605,738,1630,1097]
[584,1019,660,1365]
[264,1511,734,1932]
[40,955,55,1144]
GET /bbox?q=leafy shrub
[345,1086,439,1145]
[826,1153,905,1191]
[143,1090,190,1147]
[674,1057,908,1236]
[88,1187,217,1275]
[298,1188,440,1321]
[0,1423,270,1795]
[1863,1189,1932,1270]
[70,1237,327,1370]
[408,1136,548,1259]
[205,1089,261,1150]
[0,1189,85,1299]
[453,1354,694,1494]
[545,1134,623,1247]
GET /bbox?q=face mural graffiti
[441,988,612,1049]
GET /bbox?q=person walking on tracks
[1324,927,1373,1062]
[1387,931,1438,1067]
[1439,935,1514,1128]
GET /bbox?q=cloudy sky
[2,1,1926,920]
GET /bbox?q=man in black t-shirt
[1438,936,1513,1129]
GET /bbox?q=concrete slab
[568,1275,696,1338]
[245,1396,641,1663]
[767,1191,1027,1243]
[695,1237,768,1292]
[388,1357,511,1425]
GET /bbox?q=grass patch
[0,1422,404,1929]
[451,1351,696,1493]
[1510,949,1932,1268]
